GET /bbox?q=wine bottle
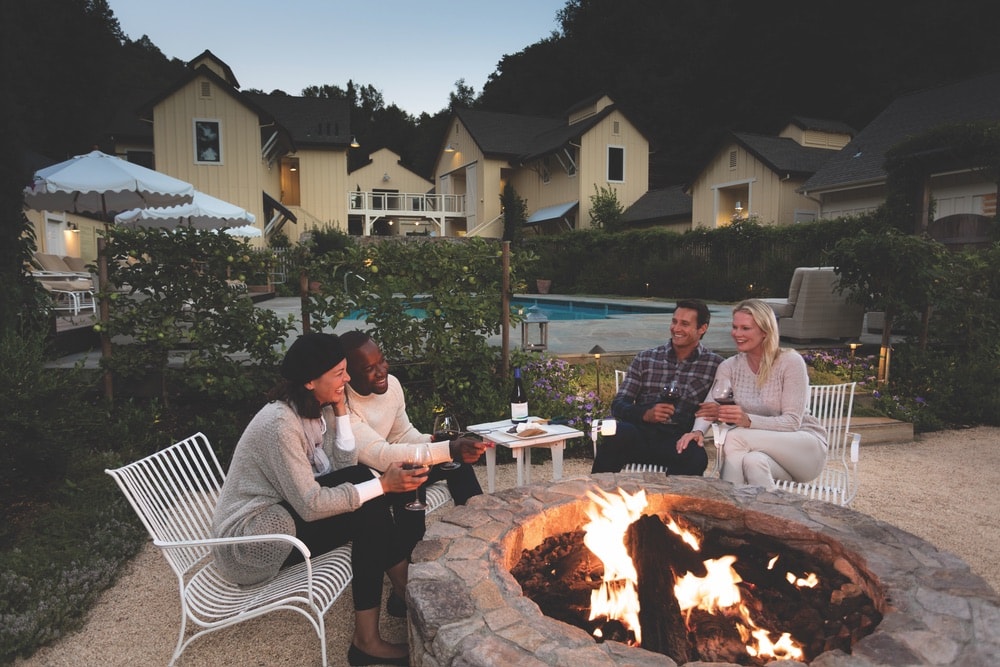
[510,367,528,423]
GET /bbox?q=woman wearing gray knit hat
[212,333,423,666]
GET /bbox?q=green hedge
[520,217,868,299]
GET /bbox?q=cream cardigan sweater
[346,374,452,471]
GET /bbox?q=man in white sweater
[341,331,486,556]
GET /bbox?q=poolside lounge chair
[29,253,97,315]
[762,266,864,342]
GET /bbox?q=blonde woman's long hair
[733,299,783,386]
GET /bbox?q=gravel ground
[17,427,1000,667]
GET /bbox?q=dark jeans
[591,420,708,476]
[280,464,408,612]
[388,461,482,557]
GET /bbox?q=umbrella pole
[97,237,114,403]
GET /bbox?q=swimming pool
[343,297,677,321]
[511,297,674,320]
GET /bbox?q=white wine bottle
[510,367,528,423]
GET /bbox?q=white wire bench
[106,432,452,666]
[611,382,861,507]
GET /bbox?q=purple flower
[915,396,926,404]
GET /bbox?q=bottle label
[511,402,528,422]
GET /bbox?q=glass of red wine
[658,379,684,424]
[403,443,431,511]
[432,413,462,470]
[711,377,736,424]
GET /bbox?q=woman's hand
[380,461,427,493]
[675,431,704,454]
[718,404,751,428]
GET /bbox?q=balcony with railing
[348,191,466,217]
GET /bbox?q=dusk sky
[108,0,567,116]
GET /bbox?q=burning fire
[582,487,814,662]
[583,488,646,645]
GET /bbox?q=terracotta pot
[536,279,552,294]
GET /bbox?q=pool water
[344,297,675,321]
[511,298,673,320]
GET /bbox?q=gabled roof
[732,132,837,177]
[455,108,562,158]
[244,93,351,149]
[623,185,691,224]
[137,52,351,152]
[785,116,856,136]
[802,70,1000,193]
[456,99,648,165]
[519,106,616,162]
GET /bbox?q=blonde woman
[703,299,827,488]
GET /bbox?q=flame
[786,571,819,588]
[581,488,805,661]
[583,488,647,645]
[675,554,804,661]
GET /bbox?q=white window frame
[194,118,223,165]
[607,145,625,183]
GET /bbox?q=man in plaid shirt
[592,299,723,475]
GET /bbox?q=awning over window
[526,200,578,225]
[263,192,297,236]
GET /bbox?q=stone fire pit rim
[408,474,1000,667]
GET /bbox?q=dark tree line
[8,0,1000,189]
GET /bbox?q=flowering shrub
[519,355,606,440]
[800,348,878,388]
[871,390,943,432]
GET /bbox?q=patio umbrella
[23,150,195,216]
[222,224,262,238]
[114,190,256,231]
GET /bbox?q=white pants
[720,429,827,489]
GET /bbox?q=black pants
[591,420,707,475]
[387,461,483,557]
[280,464,408,612]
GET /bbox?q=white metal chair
[107,432,452,666]
[614,369,626,391]
[773,382,861,506]
[618,383,861,506]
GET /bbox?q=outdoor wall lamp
[350,136,360,148]
[735,201,743,213]
[383,172,390,181]
[444,143,457,152]
[67,222,79,232]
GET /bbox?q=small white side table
[467,418,584,492]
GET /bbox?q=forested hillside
[8,0,1000,185]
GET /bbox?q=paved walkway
[46,294,890,369]
[259,294,888,358]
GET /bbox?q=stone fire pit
[408,474,1000,666]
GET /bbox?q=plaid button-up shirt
[611,342,723,430]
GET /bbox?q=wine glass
[432,413,461,470]
[658,379,684,424]
[403,443,431,511]
[711,377,736,424]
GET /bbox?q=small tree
[501,183,527,244]
[589,184,625,231]
[828,222,947,382]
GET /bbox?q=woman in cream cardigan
[212,333,422,666]
[682,299,828,489]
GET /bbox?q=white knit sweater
[346,374,452,471]
[715,350,827,443]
